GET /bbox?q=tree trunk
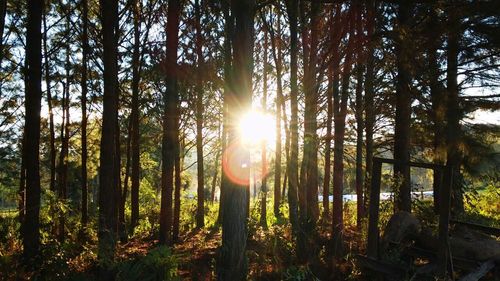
[217,0,232,226]
[393,2,412,213]
[98,0,119,277]
[354,4,365,229]
[195,0,205,229]
[23,0,43,263]
[445,4,464,214]
[364,0,376,216]
[130,0,141,234]
[42,5,56,194]
[260,23,268,229]
[284,0,299,241]
[332,14,354,258]
[159,0,181,245]
[119,119,132,242]
[172,113,181,242]
[427,6,446,214]
[218,0,253,279]
[323,67,333,222]
[298,1,321,262]
[80,0,89,231]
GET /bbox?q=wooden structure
[365,157,453,277]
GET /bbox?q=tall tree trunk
[159,0,181,245]
[354,4,365,229]
[332,14,354,258]
[172,111,181,241]
[445,4,464,214]
[0,0,7,71]
[195,0,205,229]
[218,0,253,279]
[42,4,56,193]
[284,0,299,241]
[211,123,221,203]
[298,0,321,262]
[393,2,412,212]
[268,10,284,219]
[364,0,376,213]
[98,0,119,277]
[119,119,132,242]
[23,0,43,262]
[427,6,446,214]
[80,0,89,231]
[323,67,333,222]
[130,0,141,234]
[217,0,232,226]
[260,23,268,229]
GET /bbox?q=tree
[129,0,141,234]
[218,0,254,279]
[284,0,299,244]
[194,0,205,229]
[393,1,413,212]
[98,0,119,277]
[80,0,89,231]
[22,0,44,263]
[159,0,181,245]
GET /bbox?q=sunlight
[238,110,276,146]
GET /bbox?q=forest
[0,0,499,280]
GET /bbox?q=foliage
[115,246,178,281]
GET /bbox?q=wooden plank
[437,165,453,277]
[450,219,500,237]
[459,259,495,281]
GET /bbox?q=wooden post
[437,165,453,277]
[367,158,382,258]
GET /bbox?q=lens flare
[238,110,276,146]
[222,140,251,186]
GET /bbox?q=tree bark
[354,4,365,229]
[332,12,354,258]
[260,22,268,229]
[364,0,376,214]
[172,112,181,241]
[393,2,412,213]
[42,5,56,194]
[194,0,205,229]
[23,0,43,262]
[98,0,119,277]
[427,6,446,214]
[284,0,299,241]
[218,0,254,279]
[159,0,181,245]
[445,3,464,214]
[130,0,141,234]
[80,0,89,231]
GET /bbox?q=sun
[238,110,276,146]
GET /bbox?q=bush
[116,246,178,281]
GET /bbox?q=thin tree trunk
[364,0,376,213]
[0,0,7,71]
[80,0,89,231]
[172,112,181,242]
[194,0,205,229]
[332,14,354,258]
[23,0,43,262]
[260,23,268,229]
[130,0,141,234]
[393,2,412,212]
[427,6,446,214]
[285,0,299,241]
[159,0,181,245]
[119,118,132,242]
[98,0,119,276]
[211,125,221,203]
[354,4,365,229]
[43,4,56,193]
[323,67,333,222]
[445,4,464,214]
